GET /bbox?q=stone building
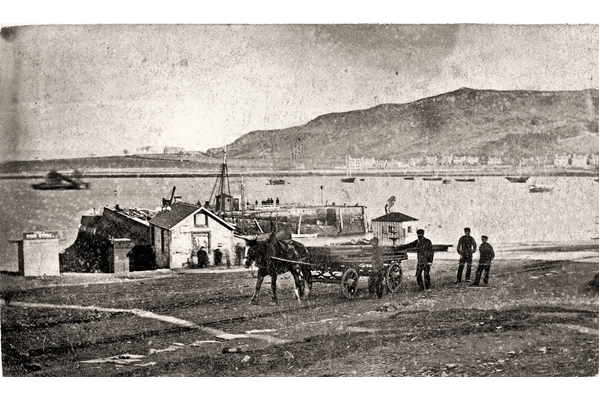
[149,202,236,269]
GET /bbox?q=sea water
[0,175,597,272]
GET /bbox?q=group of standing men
[196,242,246,269]
[368,227,495,298]
[455,227,495,286]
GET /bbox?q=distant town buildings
[163,146,204,156]
[345,153,598,170]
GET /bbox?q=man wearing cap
[471,235,495,286]
[455,227,477,283]
[403,229,435,291]
[368,237,385,298]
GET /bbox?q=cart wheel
[341,268,359,299]
[385,262,403,293]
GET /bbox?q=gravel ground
[1,242,598,384]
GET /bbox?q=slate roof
[148,202,234,231]
[371,212,418,223]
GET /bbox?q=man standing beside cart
[368,237,385,298]
[402,229,435,291]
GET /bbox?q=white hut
[371,212,419,246]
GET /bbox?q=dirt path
[1,254,598,377]
[7,300,289,345]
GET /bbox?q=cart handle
[270,256,313,266]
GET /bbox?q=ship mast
[208,146,231,212]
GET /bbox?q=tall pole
[0,301,6,378]
[208,146,230,211]
[320,185,324,205]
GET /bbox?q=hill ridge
[207,87,598,162]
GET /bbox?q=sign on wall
[23,231,59,240]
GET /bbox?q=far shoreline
[0,167,598,180]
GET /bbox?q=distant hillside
[0,154,221,174]
[207,88,599,163]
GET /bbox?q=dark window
[388,225,397,234]
[161,229,165,253]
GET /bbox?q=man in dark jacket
[471,235,495,286]
[404,229,434,291]
[455,227,477,283]
[197,247,209,269]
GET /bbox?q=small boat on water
[455,178,476,182]
[506,162,529,183]
[506,176,530,183]
[31,170,90,190]
[292,233,319,239]
[529,184,553,193]
[403,177,414,180]
[341,168,355,183]
[268,179,285,185]
[422,177,442,181]
[442,179,452,184]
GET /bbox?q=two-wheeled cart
[300,244,408,299]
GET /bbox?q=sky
[1,3,599,161]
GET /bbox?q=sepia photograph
[1,3,598,388]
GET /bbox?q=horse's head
[237,233,268,269]
[237,229,296,269]
[243,239,259,268]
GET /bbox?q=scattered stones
[246,329,276,334]
[191,340,221,347]
[260,354,277,363]
[24,362,43,372]
[149,344,183,354]
[241,355,252,363]
[376,302,402,312]
[82,353,146,365]
[284,351,294,360]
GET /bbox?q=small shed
[215,193,233,212]
[371,212,419,246]
[10,231,60,276]
[149,202,236,269]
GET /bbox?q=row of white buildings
[345,154,600,170]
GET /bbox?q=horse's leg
[250,269,265,305]
[270,273,278,304]
[303,269,312,300]
[290,269,303,304]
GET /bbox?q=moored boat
[506,176,529,183]
[31,170,90,190]
[529,184,553,193]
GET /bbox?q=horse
[241,230,311,305]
